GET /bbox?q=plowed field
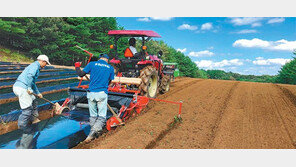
[75,77,296,149]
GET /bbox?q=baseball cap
[100,54,109,59]
[37,55,51,65]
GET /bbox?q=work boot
[32,100,40,123]
[17,133,34,149]
[83,117,98,143]
[32,117,41,124]
[83,131,96,143]
[18,106,33,131]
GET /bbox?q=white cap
[37,55,51,65]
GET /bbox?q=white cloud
[234,29,258,34]
[137,17,175,22]
[229,17,264,27]
[177,48,187,53]
[267,17,285,24]
[178,24,198,30]
[229,17,285,27]
[195,60,214,68]
[233,38,270,48]
[150,17,173,21]
[189,50,214,57]
[256,57,264,60]
[201,22,213,30]
[207,46,214,50]
[251,22,262,27]
[233,38,296,52]
[253,57,291,66]
[137,17,151,22]
[195,59,244,69]
[272,39,296,51]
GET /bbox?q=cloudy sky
[117,17,296,76]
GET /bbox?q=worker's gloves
[37,94,43,98]
[75,62,82,68]
[27,89,42,98]
[27,89,33,95]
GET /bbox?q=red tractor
[65,30,181,131]
[108,30,171,98]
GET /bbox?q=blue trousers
[87,91,108,136]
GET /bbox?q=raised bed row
[0,93,126,148]
[0,81,89,104]
[0,62,26,65]
[0,66,54,71]
[0,111,90,149]
[0,75,77,89]
[0,64,28,67]
[0,99,65,123]
[0,68,72,74]
[0,71,76,81]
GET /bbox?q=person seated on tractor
[129,37,137,55]
[124,38,138,58]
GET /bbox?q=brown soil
[275,84,296,106]
[51,64,75,70]
[0,109,54,135]
[74,78,296,149]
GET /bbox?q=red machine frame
[74,31,182,131]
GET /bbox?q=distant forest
[0,17,295,84]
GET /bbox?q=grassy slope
[0,46,33,63]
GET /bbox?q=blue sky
[117,17,296,76]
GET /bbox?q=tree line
[0,17,119,65]
[0,17,199,77]
[195,51,296,85]
[0,17,294,84]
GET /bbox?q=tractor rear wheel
[159,75,171,94]
[139,66,158,98]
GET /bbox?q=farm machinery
[108,30,173,98]
[163,62,179,81]
[64,30,181,131]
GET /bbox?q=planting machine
[0,31,183,149]
[64,30,181,132]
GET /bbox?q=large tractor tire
[159,75,171,94]
[139,66,158,98]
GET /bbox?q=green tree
[276,51,296,84]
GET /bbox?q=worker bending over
[13,55,51,131]
[75,54,114,143]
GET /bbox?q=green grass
[0,48,11,54]
[0,46,33,63]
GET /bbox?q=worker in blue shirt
[75,54,114,143]
[13,55,51,131]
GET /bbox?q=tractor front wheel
[139,66,158,98]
